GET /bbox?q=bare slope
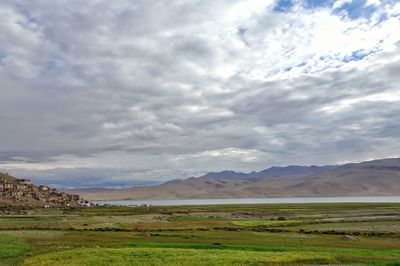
[73,158,400,200]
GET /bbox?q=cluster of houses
[0,172,90,208]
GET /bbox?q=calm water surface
[93,196,400,206]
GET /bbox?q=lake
[93,196,400,206]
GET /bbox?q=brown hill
[71,157,400,200]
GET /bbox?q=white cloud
[333,0,353,9]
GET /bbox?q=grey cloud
[0,0,399,187]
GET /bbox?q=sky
[0,0,399,188]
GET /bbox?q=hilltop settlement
[0,172,89,208]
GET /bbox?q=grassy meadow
[0,203,400,265]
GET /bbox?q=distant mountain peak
[199,164,337,181]
[200,170,249,180]
[68,157,400,200]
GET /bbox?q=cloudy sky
[0,0,399,188]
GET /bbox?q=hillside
[0,172,86,207]
[71,157,400,200]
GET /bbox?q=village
[0,172,90,208]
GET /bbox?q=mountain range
[68,157,400,200]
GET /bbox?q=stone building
[0,172,85,208]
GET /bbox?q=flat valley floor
[1,203,400,265]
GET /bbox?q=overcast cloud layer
[0,0,399,188]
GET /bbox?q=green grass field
[24,248,336,266]
[0,234,31,265]
[1,203,400,265]
[231,219,302,227]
